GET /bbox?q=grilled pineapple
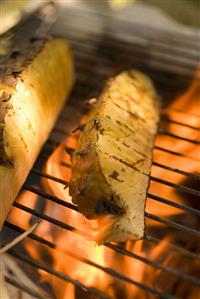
[69,70,159,244]
[0,12,74,228]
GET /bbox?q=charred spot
[30,37,40,43]
[10,51,20,59]
[11,70,21,78]
[30,37,47,44]
[0,156,14,168]
[75,149,89,156]
[116,120,121,125]
[128,71,136,79]
[122,142,130,148]
[95,197,124,216]
[72,123,86,133]
[109,170,124,182]
[134,158,145,166]
[65,147,74,156]
[0,91,11,103]
[93,119,105,134]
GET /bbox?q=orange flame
[7,70,200,298]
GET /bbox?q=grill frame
[2,4,200,299]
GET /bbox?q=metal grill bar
[17,192,200,241]
[60,112,200,131]
[39,138,200,181]
[154,145,200,162]
[161,115,200,131]
[68,35,198,72]
[144,234,200,261]
[29,166,200,217]
[8,250,113,299]
[56,119,200,147]
[145,212,200,237]
[152,162,200,180]
[3,222,194,298]
[59,110,200,147]
[70,36,199,76]
[150,176,200,197]
[51,123,200,163]
[5,221,199,268]
[13,201,89,237]
[64,7,199,48]
[154,146,200,162]
[8,250,173,299]
[24,185,77,211]
[71,40,198,82]
[5,276,49,299]
[166,108,200,118]
[21,184,200,238]
[29,168,200,218]
[31,168,68,185]
[105,243,200,287]
[69,55,193,95]
[45,135,200,164]
[63,146,200,197]
[27,170,200,224]
[147,192,200,217]
[60,7,199,56]
[73,52,195,91]
[4,5,200,297]
[73,73,186,99]
[158,128,200,145]
[10,204,200,287]
[74,68,197,96]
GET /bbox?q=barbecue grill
[1,2,200,299]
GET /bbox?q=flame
[7,70,200,298]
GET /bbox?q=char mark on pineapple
[93,119,105,134]
[109,170,124,182]
[72,123,86,133]
[95,197,125,216]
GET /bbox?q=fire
[40,138,113,298]
[7,70,200,298]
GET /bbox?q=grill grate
[2,4,200,299]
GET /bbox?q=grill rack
[2,4,200,299]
